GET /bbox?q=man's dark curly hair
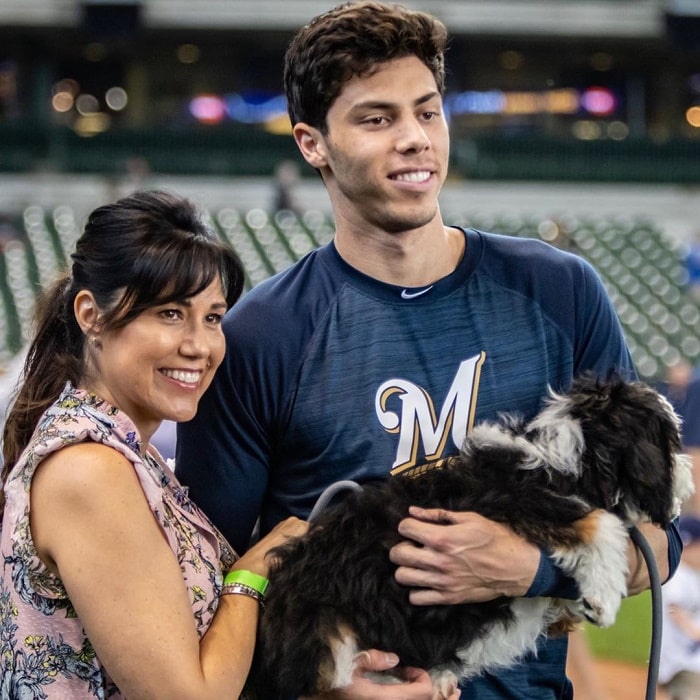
[284,1,448,132]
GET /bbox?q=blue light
[444,90,507,117]
[224,91,288,124]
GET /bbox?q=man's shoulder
[474,228,585,266]
[230,243,330,304]
[467,228,596,293]
[222,242,343,344]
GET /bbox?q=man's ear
[74,289,101,335]
[293,123,329,169]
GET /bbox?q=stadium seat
[1,205,698,383]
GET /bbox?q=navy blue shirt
[659,375,700,447]
[177,228,680,699]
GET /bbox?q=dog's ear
[573,377,681,525]
[619,386,685,525]
[562,375,625,511]
[616,431,677,525]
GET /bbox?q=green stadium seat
[0,206,698,385]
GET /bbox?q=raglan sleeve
[571,254,636,380]
[681,379,700,447]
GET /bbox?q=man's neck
[334,219,465,287]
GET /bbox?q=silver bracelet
[221,582,266,608]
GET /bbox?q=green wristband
[223,569,269,596]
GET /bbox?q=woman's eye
[160,308,181,320]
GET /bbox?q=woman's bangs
[124,239,224,319]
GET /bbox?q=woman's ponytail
[0,272,84,515]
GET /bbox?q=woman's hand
[233,516,308,577]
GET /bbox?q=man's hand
[310,650,459,699]
[390,506,540,605]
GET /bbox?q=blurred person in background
[176,2,681,698]
[271,158,302,214]
[685,234,700,301]
[0,190,307,699]
[659,516,700,700]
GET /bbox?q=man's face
[318,55,449,235]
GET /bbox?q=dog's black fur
[255,374,693,696]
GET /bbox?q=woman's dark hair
[284,1,448,132]
[1,190,244,510]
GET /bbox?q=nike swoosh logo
[400,285,434,300]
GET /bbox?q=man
[177,2,681,697]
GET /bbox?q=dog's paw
[429,669,459,700]
[564,593,619,628]
[579,596,619,628]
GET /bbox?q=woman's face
[85,278,228,443]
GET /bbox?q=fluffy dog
[255,374,694,697]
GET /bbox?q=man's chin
[380,208,439,234]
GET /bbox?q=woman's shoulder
[39,440,131,468]
[32,442,139,509]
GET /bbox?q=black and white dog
[256,374,694,697]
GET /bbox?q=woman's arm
[30,441,304,700]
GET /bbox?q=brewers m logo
[375,353,485,475]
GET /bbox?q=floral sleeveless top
[0,383,237,699]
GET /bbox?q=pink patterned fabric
[0,383,237,698]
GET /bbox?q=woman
[0,190,306,699]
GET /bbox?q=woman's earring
[90,335,102,349]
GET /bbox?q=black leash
[628,525,662,700]
[308,480,363,522]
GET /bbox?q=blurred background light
[581,87,617,116]
[105,86,128,111]
[74,112,110,137]
[189,94,226,124]
[686,105,700,128]
[75,93,100,116]
[52,92,74,113]
[177,44,201,65]
[224,91,288,124]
